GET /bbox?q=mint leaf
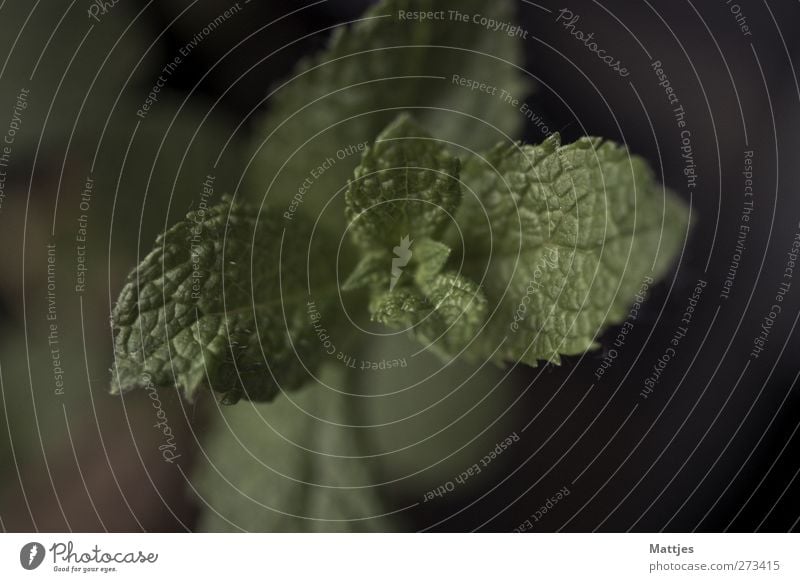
[412,238,451,284]
[345,118,687,367]
[371,272,488,355]
[341,238,450,293]
[111,195,322,403]
[343,116,488,355]
[341,251,391,291]
[345,115,461,248]
[454,135,688,365]
[246,0,528,218]
[195,366,394,532]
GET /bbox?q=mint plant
[112,114,685,401]
[109,0,688,530]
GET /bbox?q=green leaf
[343,116,488,355]
[345,114,461,248]
[194,366,396,532]
[341,237,451,293]
[453,134,689,366]
[110,195,323,403]
[412,238,451,284]
[371,272,488,355]
[346,118,687,367]
[246,0,528,218]
[341,251,391,291]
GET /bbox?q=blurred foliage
[0,2,241,530]
[195,337,523,532]
[244,0,528,220]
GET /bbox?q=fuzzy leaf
[412,238,452,284]
[342,238,451,294]
[343,117,488,354]
[341,251,392,291]
[345,114,461,248]
[370,272,488,355]
[110,195,322,403]
[452,134,689,366]
[345,118,688,365]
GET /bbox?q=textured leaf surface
[341,251,391,291]
[412,238,452,284]
[111,195,321,403]
[453,134,689,366]
[371,272,488,355]
[343,117,489,355]
[346,115,461,248]
[345,119,688,367]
